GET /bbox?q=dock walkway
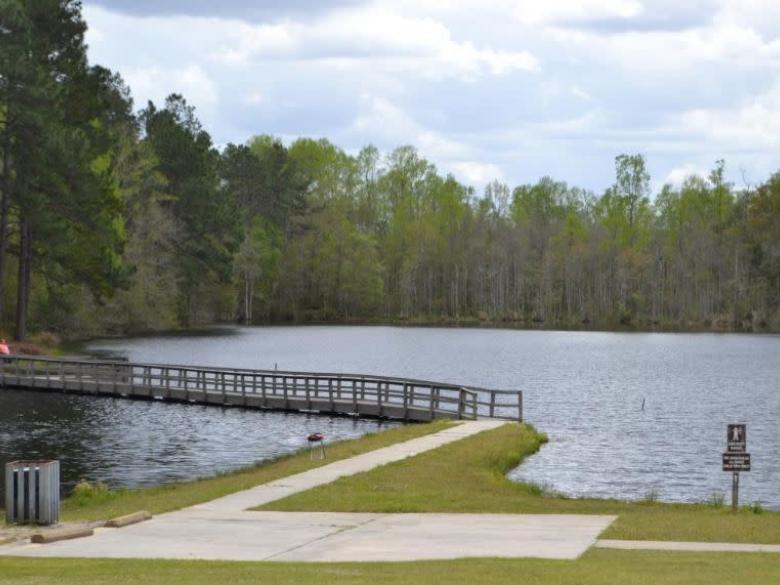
[0,355,522,422]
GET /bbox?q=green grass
[3,421,780,584]
[1,550,779,585]
[260,423,780,543]
[51,420,452,522]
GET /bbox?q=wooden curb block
[106,511,152,528]
[31,527,94,544]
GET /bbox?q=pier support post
[517,391,523,422]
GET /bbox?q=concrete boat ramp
[2,510,614,562]
[0,421,616,562]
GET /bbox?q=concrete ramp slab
[0,511,615,562]
[273,512,616,561]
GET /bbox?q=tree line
[1,1,779,341]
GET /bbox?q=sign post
[722,424,750,511]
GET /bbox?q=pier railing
[0,355,522,422]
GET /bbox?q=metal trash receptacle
[4,460,60,525]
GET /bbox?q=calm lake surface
[2,326,779,508]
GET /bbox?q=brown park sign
[724,424,750,510]
[722,452,751,472]
[727,423,747,453]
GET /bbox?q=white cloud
[243,90,265,105]
[82,1,780,193]
[544,19,780,77]
[351,94,469,158]
[448,161,504,184]
[215,6,539,80]
[676,83,780,150]
[662,163,709,187]
[350,95,505,186]
[514,0,643,25]
[715,0,780,41]
[85,22,105,43]
[571,85,594,100]
[124,64,218,109]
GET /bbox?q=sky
[82,0,780,194]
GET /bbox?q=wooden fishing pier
[0,355,522,422]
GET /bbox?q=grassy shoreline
[261,423,780,544]
[3,421,780,584]
[4,420,776,542]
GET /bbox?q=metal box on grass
[4,460,60,525]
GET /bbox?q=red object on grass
[307,433,324,443]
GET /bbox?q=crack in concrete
[259,515,385,561]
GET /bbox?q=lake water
[0,383,397,499]
[2,326,779,508]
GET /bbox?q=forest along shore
[5,148,780,341]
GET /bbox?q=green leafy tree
[0,0,128,339]
[235,216,281,324]
[142,95,238,325]
[247,135,308,229]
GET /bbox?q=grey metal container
[4,460,60,525]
